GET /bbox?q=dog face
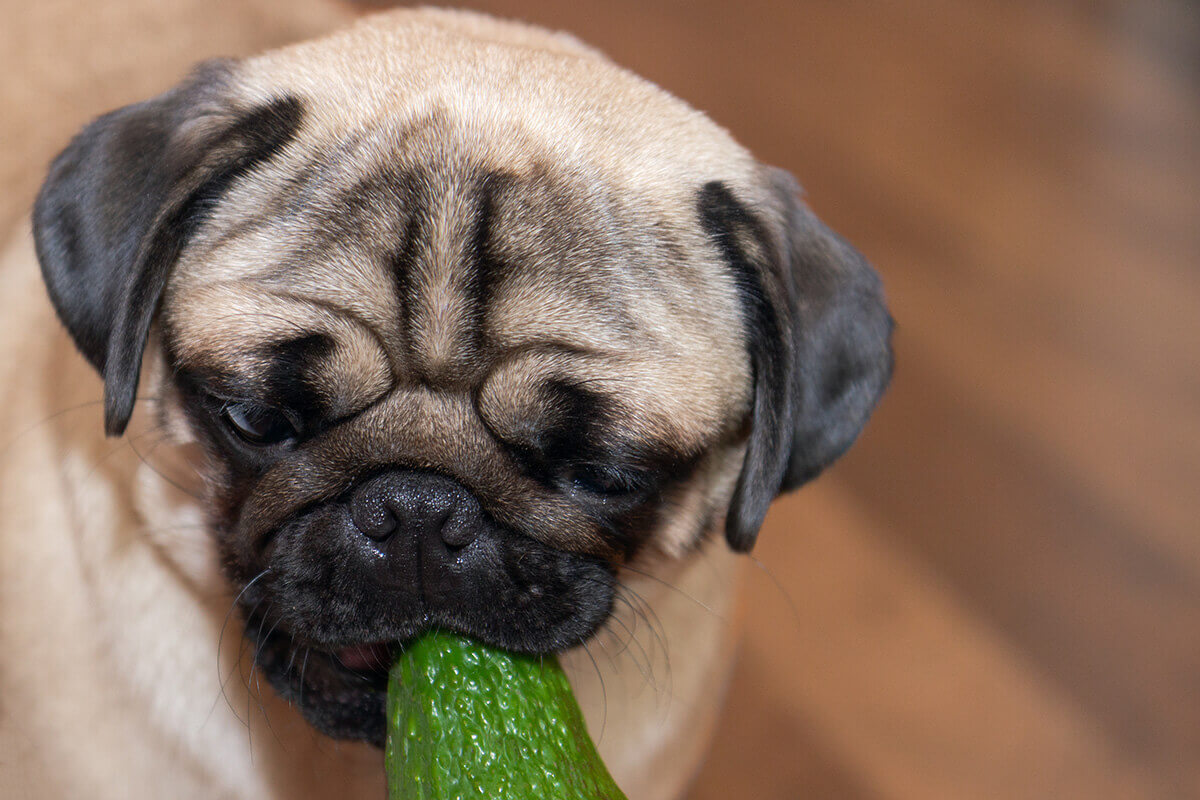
[31,11,891,747]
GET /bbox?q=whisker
[249,613,287,750]
[127,429,203,501]
[298,648,312,710]
[284,643,301,677]
[609,591,656,688]
[620,583,674,705]
[75,422,169,487]
[241,603,279,757]
[746,553,804,635]
[618,583,670,670]
[206,571,270,730]
[619,562,722,620]
[0,394,163,457]
[579,640,608,745]
[602,601,637,658]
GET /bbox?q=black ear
[32,60,304,436]
[698,170,893,552]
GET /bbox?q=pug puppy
[0,8,891,800]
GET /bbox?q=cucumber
[385,632,628,800]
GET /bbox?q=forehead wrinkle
[400,165,512,388]
[265,244,403,337]
[478,343,741,461]
[479,170,663,353]
[403,173,474,381]
[258,288,395,382]
[183,123,382,268]
[168,281,395,414]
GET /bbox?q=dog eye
[567,464,645,496]
[219,401,297,446]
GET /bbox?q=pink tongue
[336,643,391,672]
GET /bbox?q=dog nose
[349,470,481,552]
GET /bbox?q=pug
[0,8,891,800]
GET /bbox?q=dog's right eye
[219,401,297,446]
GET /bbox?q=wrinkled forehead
[164,116,750,445]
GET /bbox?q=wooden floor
[399,1,1198,797]
[7,1,1198,797]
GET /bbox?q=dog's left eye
[567,464,646,497]
[219,401,297,446]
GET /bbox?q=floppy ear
[699,169,893,552]
[32,60,303,436]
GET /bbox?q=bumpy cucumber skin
[386,632,628,800]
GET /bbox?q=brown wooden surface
[374,1,1196,797]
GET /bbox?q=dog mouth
[241,583,619,747]
[230,501,619,746]
[244,612,398,747]
[335,641,397,673]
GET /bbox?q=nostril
[350,475,405,541]
[440,520,477,551]
[351,503,398,541]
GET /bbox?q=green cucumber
[385,632,628,800]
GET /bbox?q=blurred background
[5,1,1198,798]
[395,3,1197,798]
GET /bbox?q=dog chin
[242,612,395,746]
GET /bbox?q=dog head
[31,10,891,746]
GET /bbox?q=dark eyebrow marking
[266,290,396,384]
[515,378,699,477]
[464,171,513,354]
[537,377,616,463]
[391,189,428,367]
[522,377,710,561]
[259,333,336,420]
